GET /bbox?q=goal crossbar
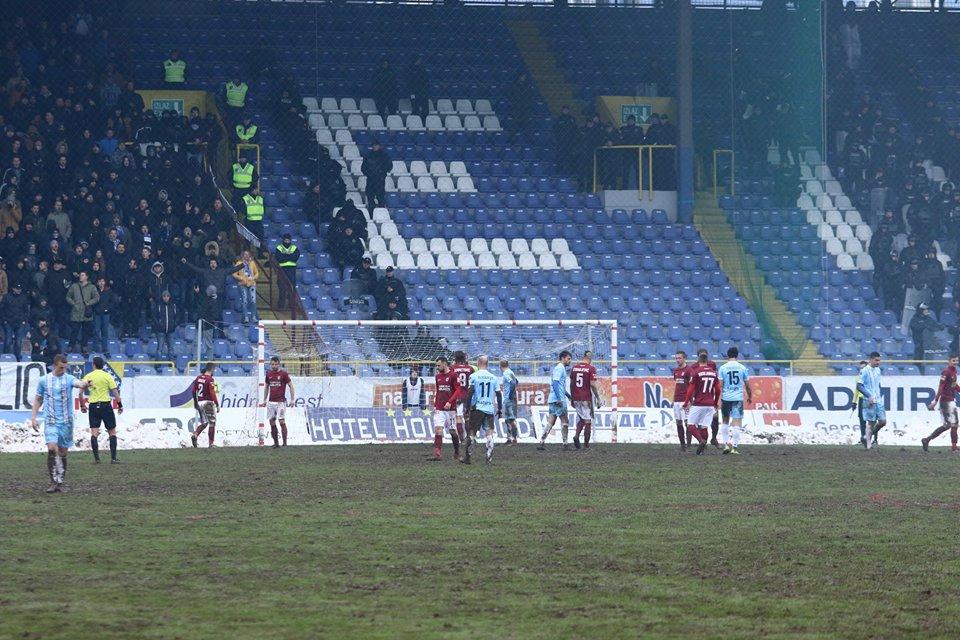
[254,319,620,444]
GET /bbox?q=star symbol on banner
[403,409,413,417]
[423,408,433,417]
[386,408,396,417]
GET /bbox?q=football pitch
[2,444,960,639]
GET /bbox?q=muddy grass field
[2,444,959,639]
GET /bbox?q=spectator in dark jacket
[30,320,61,365]
[372,60,399,119]
[153,291,179,358]
[198,285,223,351]
[350,257,379,295]
[2,283,31,357]
[118,259,146,338]
[407,55,430,120]
[147,260,171,305]
[330,226,365,278]
[180,256,244,297]
[375,266,409,317]
[361,141,392,209]
[30,296,54,334]
[910,303,942,361]
[923,249,946,318]
[45,260,72,334]
[93,277,116,354]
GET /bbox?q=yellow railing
[593,144,677,200]
[712,148,735,199]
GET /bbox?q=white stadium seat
[464,115,483,131]
[824,210,843,225]
[497,254,518,269]
[444,115,463,131]
[417,253,436,269]
[437,253,456,269]
[389,237,407,253]
[457,253,477,269]
[436,177,455,193]
[425,115,444,131]
[804,148,822,164]
[367,237,386,253]
[375,252,394,269]
[366,221,377,238]
[320,97,339,113]
[316,129,333,144]
[475,99,494,115]
[391,160,409,175]
[845,238,864,255]
[837,254,855,270]
[470,238,489,254]
[303,97,319,111]
[309,113,325,129]
[396,252,415,269]
[560,253,579,270]
[335,129,353,144]
[856,253,874,270]
[409,161,429,176]
[347,114,365,129]
[805,210,824,225]
[359,98,377,114]
[482,115,501,131]
[551,238,569,254]
[834,195,853,210]
[327,114,346,129]
[429,238,448,253]
[824,180,842,196]
[856,224,872,243]
[825,238,843,255]
[456,99,474,114]
[530,238,549,254]
[429,161,448,176]
[930,165,947,183]
[436,99,455,115]
[398,98,412,114]
[343,145,361,162]
[340,98,359,114]
[518,253,537,270]
[416,176,436,192]
[511,238,530,254]
[450,238,469,254]
[345,175,358,192]
[490,238,510,255]
[814,164,832,180]
[538,254,559,269]
[408,238,427,255]
[805,181,823,195]
[456,177,476,192]
[844,210,863,225]
[380,222,399,239]
[797,194,814,210]
[367,115,385,130]
[799,164,813,180]
[349,159,363,176]
[816,195,834,210]
[449,161,468,177]
[386,115,404,130]
[835,224,853,241]
[372,207,391,224]
[396,176,416,191]
[817,224,835,241]
[406,115,425,131]
[477,253,496,269]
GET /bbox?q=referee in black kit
[79,356,124,463]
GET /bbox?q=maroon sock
[676,421,686,445]
[280,422,288,446]
[270,423,279,445]
[434,433,442,456]
[583,423,591,445]
[195,424,207,437]
[699,427,709,442]
[952,427,958,448]
[575,419,584,439]
[687,424,705,443]
[927,425,949,441]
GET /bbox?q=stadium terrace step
[506,20,583,120]
[694,192,832,375]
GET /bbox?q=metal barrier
[593,144,678,200]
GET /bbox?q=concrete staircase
[693,192,832,374]
[506,19,582,119]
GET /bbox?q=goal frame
[255,319,619,445]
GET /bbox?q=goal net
[250,320,620,445]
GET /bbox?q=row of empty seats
[313,113,502,133]
[369,251,577,270]
[305,96,496,116]
[367,235,570,256]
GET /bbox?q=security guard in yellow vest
[163,50,186,84]
[235,116,258,143]
[225,78,248,109]
[232,156,256,199]
[274,234,300,310]
[242,188,265,242]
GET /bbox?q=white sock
[486,432,494,454]
[732,424,741,447]
[720,423,730,446]
[540,423,552,443]
[54,454,64,484]
[561,423,568,444]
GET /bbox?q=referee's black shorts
[88,401,117,431]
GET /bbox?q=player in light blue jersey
[499,359,520,445]
[717,347,752,454]
[465,355,502,464]
[856,351,885,450]
[30,354,90,493]
[538,350,573,451]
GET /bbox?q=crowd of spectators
[0,8,256,362]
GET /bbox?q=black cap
[362,256,372,264]
[12,282,21,289]
[282,233,292,240]
[385,266,395,273]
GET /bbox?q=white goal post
[253,319,620,445]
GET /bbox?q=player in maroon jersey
[683,349,721,455]
[923,354,960,451]
[672,351,692,452]
[191,363,220,448]
[263,356,296,448]
[433,356,461,460]
[450,350,474,443]
[570,351,603,449]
